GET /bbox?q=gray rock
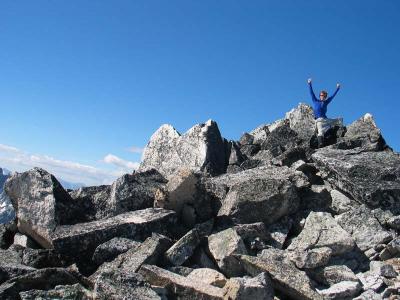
[207,165,308,224]
[0,268,80,300]
[4,168,78,248]
[22,248,72,269]
[223,273,274,300]
[233,222,270,252]
[267,217,293,249]
[287,212,355,255]
[329,189,359,214]
[19,283,93,300]
[387,215,400,230]
[154,169,213,226]
[299,185,332,211]
[186,268,227,288]
[93,270,161,300]
[310,265,359,286]
[0,220,16,249]
[354,290,383,300]
[13,233,39,249]
[317,280,362,300]
[385,238,400,257]
[356,272,385,291]
[370,261,398,278]
[228,142,246,166]
[139,120,228,178]
[289,247,332,269]
[335,205,392,251]
[341,113,387,151]
[239,132,255,146]
[249,124,270,145]
[285,103,315,142]
[312,148,400,214]
[165,220,213,266]
[190,247,218,269]
[50,208,177,257]
[168,266,194,276]
[0,249,36,284]
[92,237,141,265]
[92,233,172,281]
[139,264,225,300]
[208,228,247,277]
[238,250,323,300]
[0,191,15,224]
[260,122,302,157]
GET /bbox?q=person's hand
[308,78,312,84]
[337,83,341,88]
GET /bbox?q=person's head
[319,90,328,101]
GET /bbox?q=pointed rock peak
[151,124,181,139]
[362,113,377,127]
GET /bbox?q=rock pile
[1,103,399,299]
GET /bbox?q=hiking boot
[317,136,324,148]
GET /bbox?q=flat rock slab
[93,270,161,300]
[50,208,177,256]
[207,165,308,224]
[139,264,225,300]
[19,283,93,300]
[237,251,323,300]
[312,148,400,213]
[309,265,359,286]
[186,268,226,288]
[287,212,355,255]
[223,273,274,300]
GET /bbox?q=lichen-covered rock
[91,233,172,282]
[260,123,302,157]
[92,237,141,265]
[139,120,228,177]
[309,265,359,286]
[93,270,161,300]
[19,283,93,300]
[287,212,355,255]
[329,189,359,214]
[22,248,72,269]
[0,249,36,284]
[340,113,387,151]
[317,280,362,300]
[4,168,78,247]
[139,264,225,300]
[207,166,308,224]
[187,268,227,288]
[335,205,392,251]
[0,268,80,300]
[289,247,332,269]
[312,148,400,213]
[208,228,247,277]
[284,103,315,142]
[165,220,213,266]
[238,250,323,300]
[50,208,176,257]
[223,273,274,300]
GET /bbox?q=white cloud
[128,146,144,154]
[0,144,137,186]
[103,154,140,171]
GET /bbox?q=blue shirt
[309,83,340,119]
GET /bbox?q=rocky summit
[0,103,399,300]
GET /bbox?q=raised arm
[326,83,341,104]
[308,78,318,102]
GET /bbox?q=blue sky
[1,1,399,185]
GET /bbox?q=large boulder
[70,169,167,221]
[208,228,248,277]
[4,168,79,247]
[285,103,315,142]
[338,113,388,151]
[312,148,400,214]
[238,250,323,300]
[139,264,225,300]
[139,120,228,178]
[335,205,393,252]
[287,212,355,256]
[223,273,274,300]
[206,166,308,224]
